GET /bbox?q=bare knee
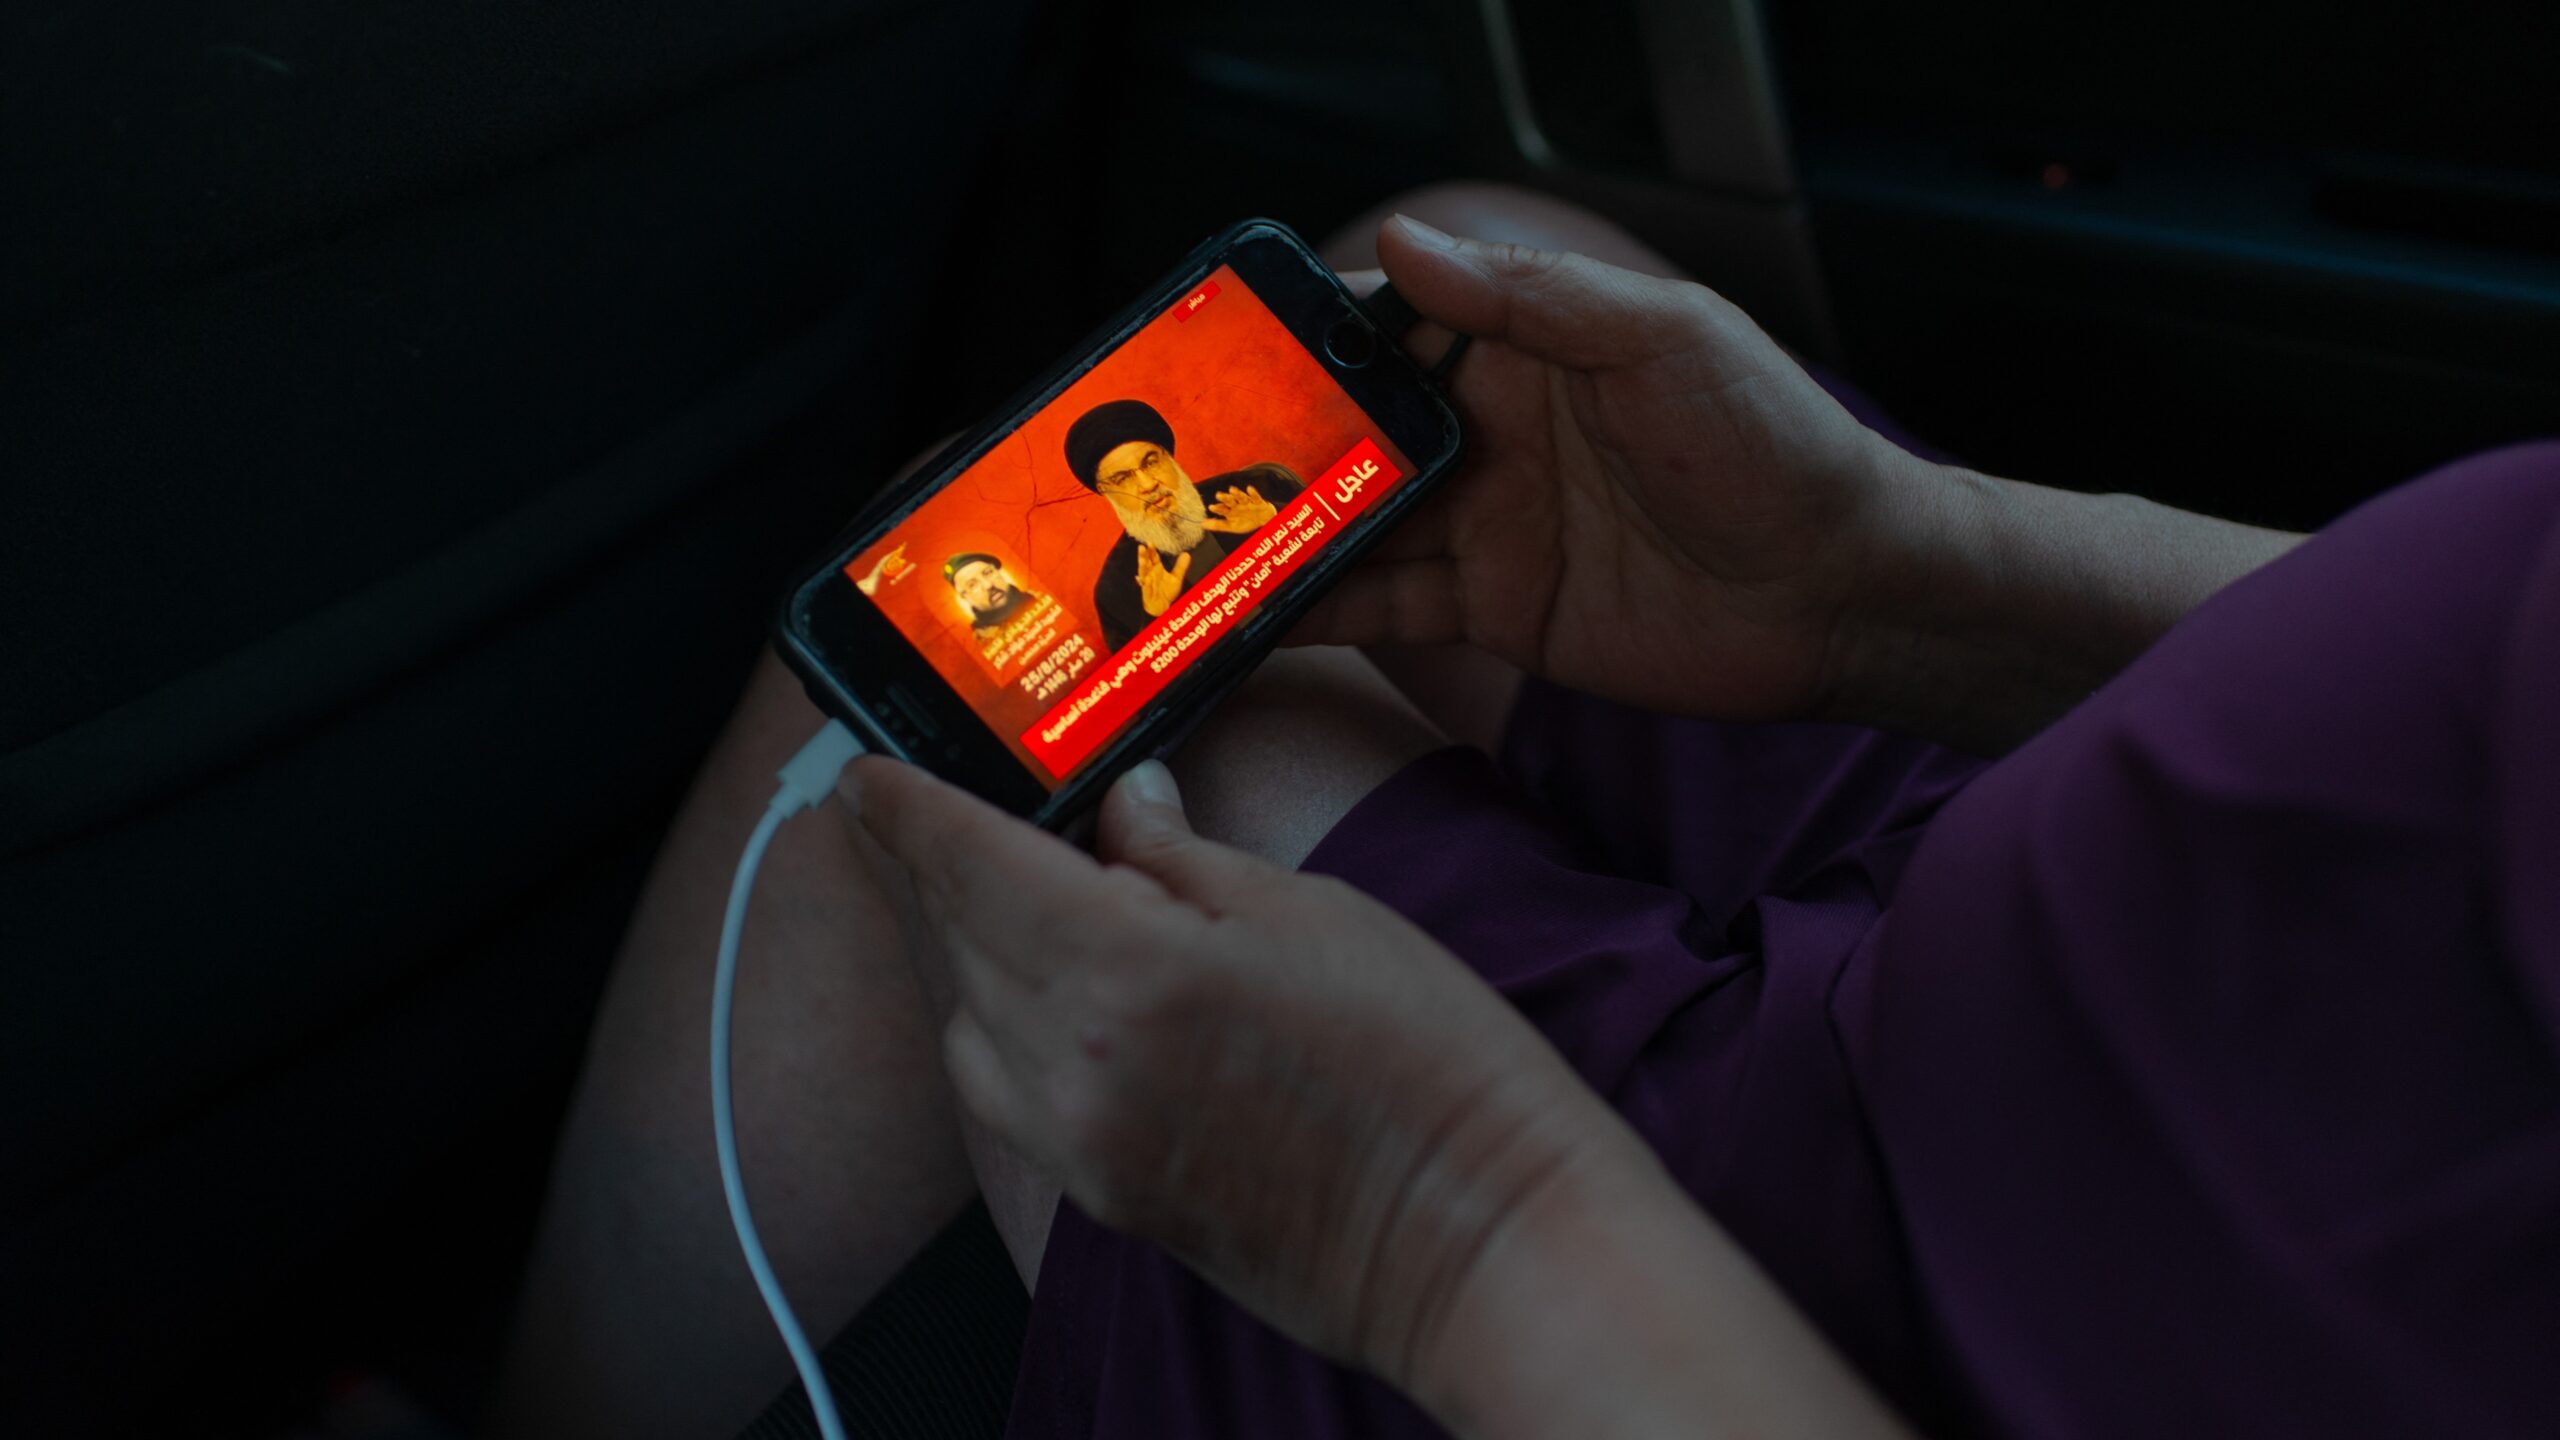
[1167,646,1447,870]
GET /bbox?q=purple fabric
[1003,442,2560,1440]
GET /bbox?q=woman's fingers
[1363,490,1458,562]
[1377,214,1689,371]
[1283,487,1458,647]
[851,755,1219,1167]
[1284,557,1469,648]
[1095,762,1274,917]
[847,756,1160,979]
[941,1007,1033,1141]
[943,917,1067,1064]
[1338,262,1464,372]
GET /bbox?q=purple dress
[1004,436,2560,1440]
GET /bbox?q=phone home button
[1323,314,1377,370]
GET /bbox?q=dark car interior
[7,0,2556,1432]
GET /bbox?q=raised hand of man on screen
[1135,545,1193,619]
[1203,483,1278,535]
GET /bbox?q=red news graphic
[1022,436,1402,775]
[842,265,1416,788]
[1171,279,1221,320]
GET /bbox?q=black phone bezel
[776,219,1463,828]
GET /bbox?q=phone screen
[837,263,1420,790]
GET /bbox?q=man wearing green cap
[1064,398,1302,651]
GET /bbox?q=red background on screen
[847,266,1413,780]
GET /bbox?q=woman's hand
[851,756,1917,1440]
[1312,216,2305,752]
[1298,215,1931,724]
[847,753,1631,1396]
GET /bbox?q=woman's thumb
[1096,760,1272,913]
[1375,213,1694,370]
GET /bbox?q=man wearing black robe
[1063,399,1303,652]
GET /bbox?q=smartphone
[776,219,1465,828]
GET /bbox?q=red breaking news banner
[1021,435,1402,777]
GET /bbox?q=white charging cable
[714,718,867,1440]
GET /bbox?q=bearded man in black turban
[1063,398,1302,651]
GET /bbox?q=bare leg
[492,653,978,1440]
[500,183,1690,1439]
[1317,181,1688,754]
[499,645,1441,1438]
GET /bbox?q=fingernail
[1117,758,1181,809]
[1390,213,1458,251]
